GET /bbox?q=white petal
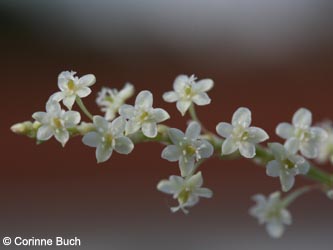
[114,136,134,154]
[46,100,61,114]
[239,142,256,158]
[63,111,81,127]
[296,160,310,175]
[251,194,266,204]
[76,87,92,98]
[125,120,141,135]
[37,125,53,141]
[292,108,312,128]
[173,75,188,92]
[310,127,328,142]
[161,145,181,162]
[96,144,113,163]
[50,92,65,102]
[197,140,214,159]
[119,104,135,119]
[179,156,195,177]
[266,160,281,177]
[184,195,199,207]
[63,95,76,110]
[151,108,170,123]
[193,79,214,92]
[111,116,126,136]
[32,112,48,124]
[58,71,75,90]
[185,121,201,139]
[176,100,191,116]
[93,116,109,131]
[268,143,286,161]
[300,142,318,159]
[192,92,211,106]
[232,107,252,127]
[187,171,203,188]
[82,132,100,147]
[54,129,69,147]
[157,180,178,194]
[135,90,153,109]
[142,122,158,138]
[276,123,294,139]
[216,122,233,138]
[284,138,300,155]
[163,91,178,103]
[266,222,284,238]
[248,127,269,143]
[78,74,96,87]
[281,209,292,225]
[222,137,238,155]
[280,172,295,192]
[118,83,135,99]
[168,128,184,145]
[194,188,213,198]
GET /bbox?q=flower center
[104,96,114,103]
[52,117,63,129]
[178,189,191,204]
[140,111,149,121]
[102,133,113,147]
[240,131,249,141]
[183,144,197,156]
[295,128,311,142]
[67,79,76,91]
[283,159,295,169]
[184,85,193,98]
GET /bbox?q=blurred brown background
[1,1,333,249]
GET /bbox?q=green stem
[281,185,318,207]
[75,97,93,121]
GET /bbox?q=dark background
[1,1,333,249]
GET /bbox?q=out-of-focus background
[1,0,333,249]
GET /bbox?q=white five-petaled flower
[157,171,213,214]
[249,191,292,238]
[161,121,214,177]
[276,108,327,159]
[163,74,214,116]
[32,100,81,147]
[266,142,310,192]
[96,83,134,121]
[119,90,170,138]
[82,116,134,163]
[316,121,333,164]
[216,107,269,158]
[51,71,96,110]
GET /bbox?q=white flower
[163,74,214,116]
[82,116,134,163]
[119,90,170,138]
[157,171,213,214]
[216,107,269,158]
[276,108,327,159]
[51,71,96,110]
[266,143,310,192]
[327,189,333,200]
[32,100,81,146]
[249,191,292,238]
[161,121,214,177]
[96,83,134,121]
[316,121,333,164]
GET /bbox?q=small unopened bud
[10,123,27,134]
[10,121,41,138]
[327,190,333,200]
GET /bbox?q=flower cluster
[11,71,333,239]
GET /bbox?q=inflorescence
[11,71,333,238]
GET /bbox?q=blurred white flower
[119,90,170,138]
[96,83,134,121]
[157,171,213,214]
[316,121,333,164]
[51,71,96,110]
[276,108,327,159]
[32,100,81,146]
[266,143,310,192]
[82,116,134,163]
[163,74,214,116]
[327,190,333,200]
[249,191,292,238]
[216,107,269,158]
[161,121,214,177]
